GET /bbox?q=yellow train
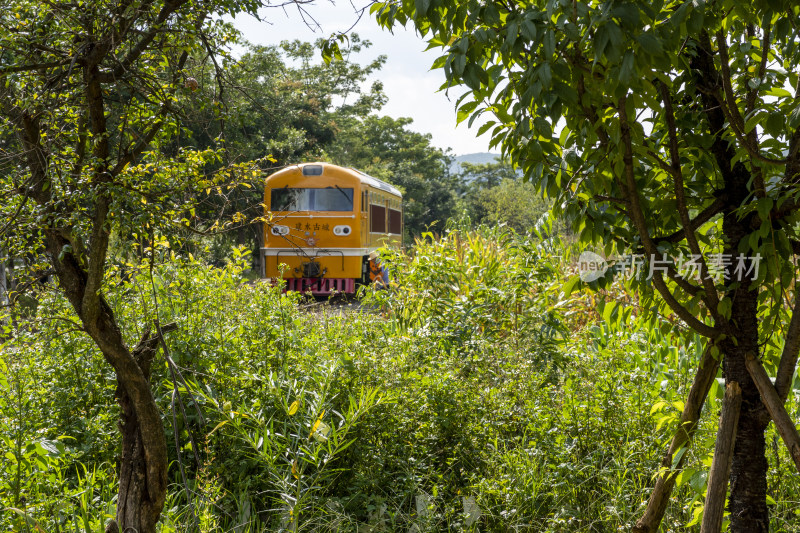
[261,162,402,295]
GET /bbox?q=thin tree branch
[97,0,191,82]
[110,9,206,176]
[745,21,771,116]
[0,59,74,74]
[81,64,113,326]
[714,30,787,168]
[658,80,721,317]
[618,96,718,338]
[652,197,726,244]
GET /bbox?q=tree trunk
[721,212,769,533]
[746,354,800,472]
[725,371,768,532]
[86,307,168,533]
[44,231,168,533]
[111,329,169,532]
[113,386,162,532]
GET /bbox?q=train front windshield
[270,187,354,212]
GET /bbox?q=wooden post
[633,346,720,533]
[745,352,800,472]
[700,381,742,533]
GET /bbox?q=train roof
[269,162,403,198]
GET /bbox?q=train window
[389,209,402,234]
[271,187,354,212]
[362,191,367,212]
[370,204,386,232]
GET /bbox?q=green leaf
[520,19,537,41]
[671,445,688,469]
[764,112,784,137]
[675,467,696,487]
[457,100,480,123]
[637,32,663,56]
[788,104,800,129]
[602,301,617,323]
[716,298,732,319]
[594,24,610,62]
[766,87,791,98]
[619,51,635,83]
[562,275,580,297]
[650,400,667,415]
[453,54,466,76]
[463,63,481,89]
[543,29,556,58]
[208,420,229,436]
[477,120,496,136]
[744,111,766,134]
[756,196,774,222]
[611,3,640,27]
[538,63,552,88]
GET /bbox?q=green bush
[3,233,800,532]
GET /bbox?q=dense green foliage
[172,36,468,252]
[168,35,393,263]
[0,2,276,527]
[4,231,800,531]
[455,161,551,233]
[371,0,800,528]
[4,0,800,528]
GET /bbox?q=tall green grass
[2,229,799,531]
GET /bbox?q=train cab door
[360,188,369,244]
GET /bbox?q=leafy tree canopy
[456,160,519,189]
[0,1,300,530]
[169,35,389,264]
[373,0,800,531]
[453,160,551,233]
[461,178,550,234]
[182,35,387,165]
[327,114,455,238]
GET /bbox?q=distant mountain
[450,152,501,174]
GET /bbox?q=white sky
[225,1,494,156]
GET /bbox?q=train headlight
[271,225,290,236]
[333,225,351,236]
